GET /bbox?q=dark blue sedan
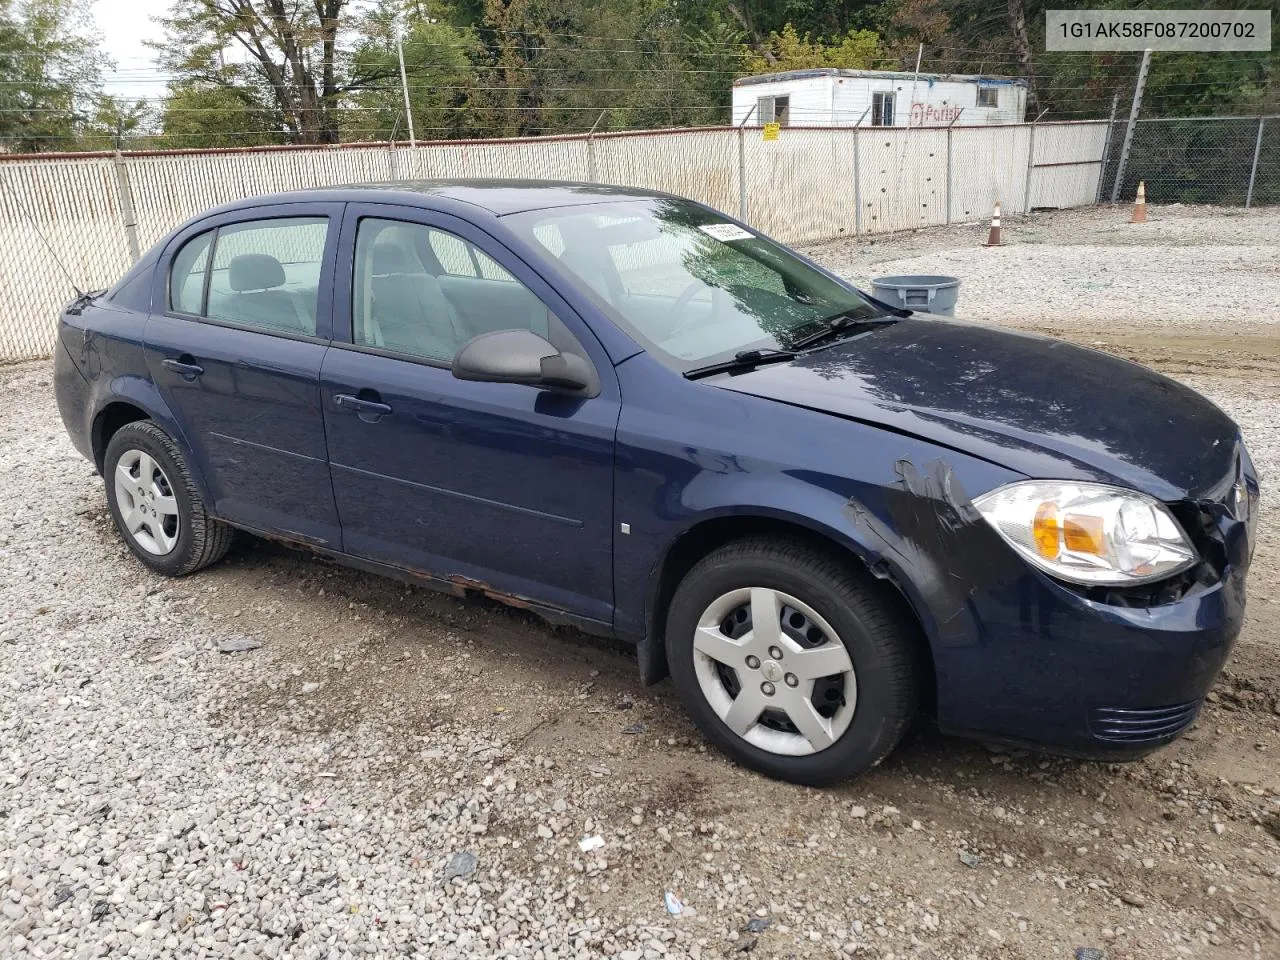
[53,181,1259,784]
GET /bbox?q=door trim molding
[331,461,585,527]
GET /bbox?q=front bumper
[933,506,1250,759]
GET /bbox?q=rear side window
[168,217,329,337]
[207,218,327,335]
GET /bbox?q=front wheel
[665,538,920,785]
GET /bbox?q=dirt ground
[3,204,1278,960]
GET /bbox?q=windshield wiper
[683,348,798,381]
[788,313,899,351]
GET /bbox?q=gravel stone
[217,635,263,654]
[2,204,1277,960]
[442,851,477,882]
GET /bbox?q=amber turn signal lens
[1063,514,1105,555]
[1032,502,1061,559]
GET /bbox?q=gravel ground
[806,203,1280,331]
[2,204,1278,960]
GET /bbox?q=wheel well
[644,516,937,713]
[92,402,149,473]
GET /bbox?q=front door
[319,205,619,623]
[144,203,343,546]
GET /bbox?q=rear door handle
[162,357,204,380]
[334,393,392,420]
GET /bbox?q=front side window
[427,229,516,281]
[201,217,328,336]
[507,199,883,372]
[351,218,561,363]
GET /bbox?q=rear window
[170,231,212,315]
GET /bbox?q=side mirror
[451,329,593,393]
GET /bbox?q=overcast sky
[93,0,171,101]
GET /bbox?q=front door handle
[163,356,204,380]
[334,393,393,421]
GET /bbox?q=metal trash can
[870,275,961,316]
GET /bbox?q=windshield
[505,199,883,370]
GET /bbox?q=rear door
[319,203,620,623]
[144,202,343,546]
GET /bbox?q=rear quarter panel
[55,299,204,497]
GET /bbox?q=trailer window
[977,86,999,108]
[871,92,894,126]
[756,95,790,126]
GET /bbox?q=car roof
[211,180,674,217]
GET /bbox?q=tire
[103,421,234,577]
[665,537,920,786]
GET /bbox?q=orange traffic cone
[1130,181,1147,223]
[983,201,1004,246]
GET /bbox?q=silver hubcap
[113,449,180,556]
[693,587,857,757]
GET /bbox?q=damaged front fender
[844,457,1026,650]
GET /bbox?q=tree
[78,95,152,150]
[0,0,102,152]
[1004,0,1037,114]
[154,82,285,148]
[900,0,1279,120]
[0,1,25,147]
[681,1,882,47]
[346,3,479,142]
[154,0,401,145]
[743,23,882,74]
[464,0,746,136]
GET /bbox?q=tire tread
[105,421,233,576]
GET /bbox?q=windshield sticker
[699,223,755,242]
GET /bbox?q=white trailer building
[732,68,1029,128]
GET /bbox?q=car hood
[714,317,1241,501]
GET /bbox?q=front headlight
[973,481,1197,586]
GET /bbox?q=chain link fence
[0,116,1218,364]
[1099,115,1279,207]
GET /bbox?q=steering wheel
[668,280,723,340]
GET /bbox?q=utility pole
[1023,108,1048,214]
[907,43,923,126]
[1246,117,1265,208]
[586,110,606,183]
[737,103,757,222]
[112,119,140,262]
[397,28,416,148]
[1096,92,1119,204]
[1110,48,1151,204]
[854,105,870,235]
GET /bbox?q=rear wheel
[666,538,919,785]
[103,421,234,577]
